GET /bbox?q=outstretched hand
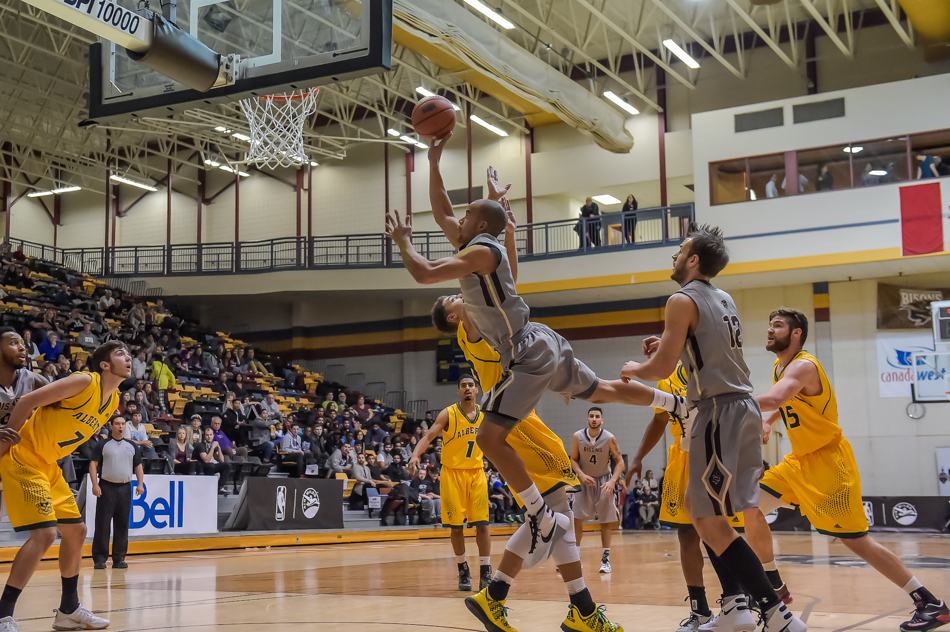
[428,131,453,163]
[385,210,413,246]
[503,198,517,236]
[487,166,512,201]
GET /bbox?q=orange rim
[259,88,320,102]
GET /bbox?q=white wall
[9,193,55,246]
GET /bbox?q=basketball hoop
[238,88,319,169]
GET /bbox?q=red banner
[900,183,943,256]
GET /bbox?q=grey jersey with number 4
[0,369,48,427]
[574,428,613,478]
[676,280,753,405]
[457,233,530,363]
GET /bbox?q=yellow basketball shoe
[465,587,519,632]
[561,604,624,632]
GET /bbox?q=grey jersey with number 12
[574,428,613,478]
[456,233,529,364]
[0,369,48,427]
[676,280,753,406]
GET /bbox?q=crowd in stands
[0,245,522,525]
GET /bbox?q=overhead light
[843,146,863,153]
[310,161,319,167]
[214,126,232,133]
[470,115,508,137]
[415,87,461,111]
[231,132,251,142]
[749,189,757,201]
[203,159,220,167]
[869,169,887,176]
[463,0,514,29]
[400,135,428,150]
[603,91,640,116]
[27,186,81,198]
[592,194,621,205]
[387,129,401,137]
[219,165,251,177]
[110,175,158,192]
[662,39,700,69]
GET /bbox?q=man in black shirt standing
[579,197,601,248]
[409,465,442,524]
[89,416,144,570]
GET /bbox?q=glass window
[910,130,950,180]
[710,158,748,205]
[747,153,786,201]
[852,138,910,187]
[796,145,852,193]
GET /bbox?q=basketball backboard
[911,352,950,403]
[86,0,391,122]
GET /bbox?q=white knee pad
[757,491,791,516]
[505,522,534,559]
[551,528,581,565]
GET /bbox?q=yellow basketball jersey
[457,321,503,392]
[20,372,119,464]
[441,403,484,469]
[655,363,689,448]
[772,351,840,456]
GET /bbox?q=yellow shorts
[660,444,744,529]
[507,411,580,506]
[0,446,82,532]
[759,437,868,538]
[441,467,489,528]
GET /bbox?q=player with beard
[0,328,48,429]
[0,341,131,632]
[747,308,949,632]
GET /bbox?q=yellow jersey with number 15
[655,363,689,448]
[19,372,119,465]
[772,351,840,457]
[441,403,485,469]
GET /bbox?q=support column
[1,143,11,245]
[806,24,818,95]
[384,143,391,266]
[405,149,414,217]
[166,157,173,274]
[656,67,668,208]
[295,167,303,266]
[197,167,205,273]
[525,125,534,254]
[104,134,112,274]
[234,169,240,273]
[307,163,313,267]
[53,193,61,248]
[466,102,473,204]
[784,151,799,195]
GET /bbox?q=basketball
[412,95,457,140]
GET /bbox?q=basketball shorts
[759,436,868,538]
[687,393,763,519]
[482,323,598,429]
[661,444,745,529]
[507,411,580,504]
[572,475,621,523]
[441,467,490,528]
[0,445,82,532]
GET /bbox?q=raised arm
[409,408,449,472]
[386,210,497,284]
[757,359,818,412]
[502,198,519,283]
[626,411,667,488]
[427,134,462,248]
[621,293,697,382]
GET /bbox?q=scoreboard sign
[21,0,151,52]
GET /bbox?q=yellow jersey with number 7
[772,351,840,457]
[19,371,119,464]
[441,403,484,469]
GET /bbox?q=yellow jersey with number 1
[772,351,840,457]
[441,403,484,469]
[20,371,119,465]
[655,363,689,448]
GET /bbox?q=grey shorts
[482,323,598,429]
[686,393,763,519]
[572,475,621,523]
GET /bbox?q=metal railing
[6,204,692,277]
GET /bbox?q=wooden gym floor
[6,531,950,631]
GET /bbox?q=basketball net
[238,88,319,169]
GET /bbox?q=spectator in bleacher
[280,422,306,478]
[201,346,220,377]
[308,425,329,467]
[194,426,231,494]
[395,440,411,464]
[128,303,146,330]
[149,352,176,411]
[37,331,63,361]
[212,372,230,396]
[329,442,355,477]
[76,323,99,350]
[352,395,373,422]
[229,373,248,399]
[210,416,245,459]
[489,480,514,523]
[377,441,394,467]
[117,391,132,415]
[384,453,410,483]
[411,466,441,523]
[187,415,204,445]
[321,392,336,410]
[232,347,245,371]
[132,390,149,421]
[222,398,246,442]
[248,408,274,463]
[54,354,72,380]
[244,348,267,375]
[20,329,39,370]
[169,427,197,475]
[41,362,58,381]
[97,289,116,312]
[431,445,443,469]
[420,411,434,432]
[131,350,147,380]
[366,422,387,453]
[351,453,375,510]
[261,392,281,420]
[142,382,161,419]
[127,412,157,459]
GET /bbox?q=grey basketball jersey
[676,280,753,405]
[575,428,613,478]
[457,233,530,362]
[0,369,48,427]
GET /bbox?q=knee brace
[505,522,534,559]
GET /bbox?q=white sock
[479,556,491,567]
[517,484,544,515]
[762,560,777,571]
[651,388,677,411]
[493,569,514,584]
[903,577,924,594]
[603,548,610,557]
[456,554,466,564]
[565,577,586,595]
